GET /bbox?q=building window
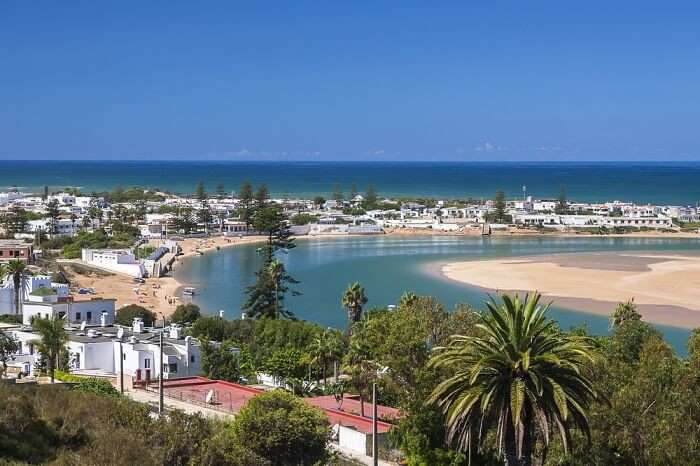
[123,353,126,360]
[86,311,92,321]
[75,312,81,321]
[144,358,150,369]
[167,363,177,373]
[190,355,195,363]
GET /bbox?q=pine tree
[332,184,344,203]
[195,181,207,201]
[494,190,506,222]
[243,260,299,319]
[252,205,296,261]
[255,184,269,207]
[215,183,226,199]
[238,181,254,227]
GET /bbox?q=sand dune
[442,252,700,328]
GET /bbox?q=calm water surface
[175,236,700,354]
[5,160,700,204]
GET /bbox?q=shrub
[231,390,330,466]
[170,303,201,324]
[115,304,156,326]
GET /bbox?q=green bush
[170,303,201,324]
[115,304,156,326]
[231,390,330,465]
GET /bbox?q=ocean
[4,160,700,205]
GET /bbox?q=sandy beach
[62,235,267,323]
[442,252,700,328]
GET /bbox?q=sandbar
[442,251,700,328]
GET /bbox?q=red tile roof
[159,377,398,434]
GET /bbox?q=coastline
[440,251,700,328]
[70,228,700,325]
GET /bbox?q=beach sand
[442,252,700,328]
[62,235,267,323]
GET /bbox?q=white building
[81,248,145,277]
[0,274,70,315]
[26,218,79,236]
[8,319,202,380]
[22,294,116,326]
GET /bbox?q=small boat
[195,250,204,256]
[182,287,196,296]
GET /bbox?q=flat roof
[157,376,398,434]
[0,239,31,247]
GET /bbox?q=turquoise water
[175,236,700,354]
[5,160,700,204]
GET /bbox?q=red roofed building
[153,376,401,459]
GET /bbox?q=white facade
[22,297,116,326]
[26,218,78,236]
[81,249,145,277]
[8,321,201,379]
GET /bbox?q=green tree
[215,183,226,199]
[115,304,156,327]
[45,199,61,235]
[609,298,641,328]
[195,181,207,201]
[170,303,201,324]
[252,205,296,261]
[264,347,307,385]
[4,260,30,316]
[0,331,20,378]
[363,185,378,209]
[238,181,254,227]
[312,196,325,209]
[556,186,568,214]
[332,183,344,203]
[243,260,299,320]
[231,390,330,466]
[428,293,597,466]
[32,315,69,383]
[201,341,251,383]
[494,190,506,222]
[342,336,379,418]
[308,328,344,385]
[254,184,269,207]
[341,282,368,334]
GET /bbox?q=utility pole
[158,331,164,415]
[119,339,124,394]
[372,382,378,466]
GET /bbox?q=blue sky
[1,2,699,161]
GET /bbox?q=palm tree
[428,293,597,466]
[267,260,285,319]
[341,282,368,335]
[309,329,344,386]
[6,260,30,316]
[342,337,379,418]
[32,314,68,383]
[609,298,641,329]
[398,291,419,308]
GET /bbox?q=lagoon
[175,235,700,353]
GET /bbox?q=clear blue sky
[2,1,699,161]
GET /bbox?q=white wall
[338,426,369,455]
